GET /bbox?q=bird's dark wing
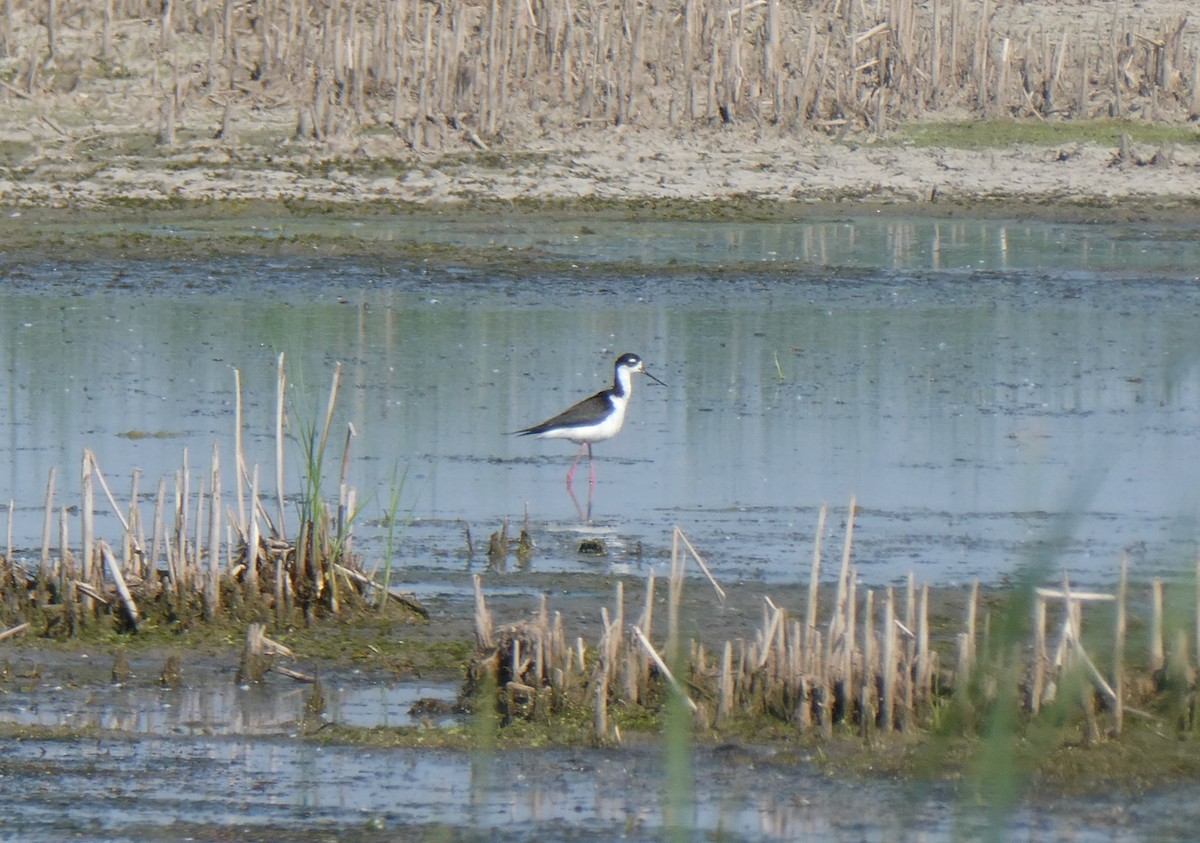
[516,390,612,435]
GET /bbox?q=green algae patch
[116,429,183,440]
[893,119,1200,150]
[814,719,1200,797]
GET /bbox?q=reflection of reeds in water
[469,502,1200,742]
[0,355,422,638]
[1,1,1198,151]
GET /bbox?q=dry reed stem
[238,622,271,683]
[632,625,698,713]
[0,622,30,642]
[805,502,825,662]
[829,495,856,674]
[1032,588,1048,713]
[881,586,896,731]
[1115,552,1127,734]
[274,664,317,682]
[206,443,222,617]
[275,352,287,541]
[234,367,246,530]
[718,639,734,724]
[126,469,142,574]
[1152,578,1164,672]
[860,588,876,735]
[667,526,683,655]
[593,652,610,743]
[40,467,55,580]
[672,526,726,602]
[245,464,260,594]
[473,573,494,648]
[98,540,139,630]
[81,448,94,595]
[917,582,931,701]
[57,505,69,597]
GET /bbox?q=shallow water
[5,211,1200,841]
[2,655,1199,843]
[4,213,1200,593]
[0,666,459,735]
[5,728,1200,842]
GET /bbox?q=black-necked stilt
[517,352,665,492]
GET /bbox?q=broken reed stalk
[672,525,725,602]
[98,540,139,630]
[0,622,30,642]
[633,625,698,713]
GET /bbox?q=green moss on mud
[894,118,1200,149]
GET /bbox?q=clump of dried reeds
[0,355,424,638]
[469,503,1199,742]
[0,0,1196,153]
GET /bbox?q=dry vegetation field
[5,0,1197,140]
[1,0,1199,207]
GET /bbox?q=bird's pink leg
[565,443,588,492]
[586,443,597,490]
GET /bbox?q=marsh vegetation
[0,0,1197,156]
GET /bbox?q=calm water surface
[3,214,1200,591]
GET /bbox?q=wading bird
[516,352,666,494]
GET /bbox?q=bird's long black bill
[644,370,667,387]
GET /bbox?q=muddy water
[5,212,1200,840]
